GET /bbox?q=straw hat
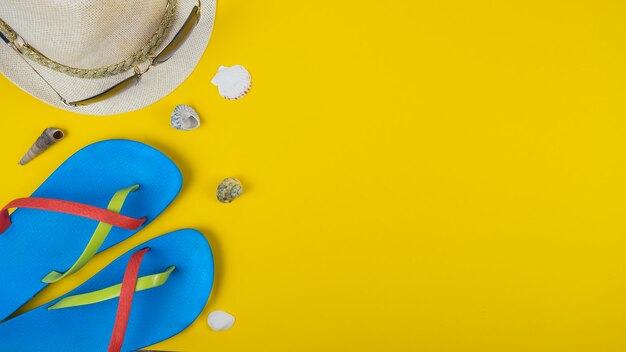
[0,0,216,116]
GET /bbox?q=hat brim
[0,0,215,116]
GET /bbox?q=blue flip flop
[0,229,214,352]
[0,140,182,321]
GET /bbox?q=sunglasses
[1,1,201,107]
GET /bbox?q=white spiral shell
[211,65,251,100]
[170,104,200,131]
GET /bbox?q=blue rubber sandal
[0,140,182,321]
[0,229,214,352]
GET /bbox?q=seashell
[210,65,251,100]
[170,104,200,131]
[217,178,243,203]
[207,310,235,331]
[19,127,64,165]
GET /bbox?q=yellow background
[1,0,626,350]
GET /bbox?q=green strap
[41,184,141,284]
[48,266,175,310]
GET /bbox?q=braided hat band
[0,0,177,79]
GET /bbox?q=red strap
[0,197,146,234]
[108,247,150,352]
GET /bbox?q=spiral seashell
[170,104,200,131]
[211,65,251,100]
[217,178,243,203]
[19,127,64,165]
[207,310,235,331]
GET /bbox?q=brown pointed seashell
[19,127,64,165]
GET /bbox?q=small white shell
[208,310,235,331]
[211,65,251,100]
[170,104,200,131]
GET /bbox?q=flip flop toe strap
[0,185,147,283]
[109,247,150,352]
[0,188,146,234]
[47,247,175,352]
[42,185,145,283]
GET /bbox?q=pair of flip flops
[0,140,214,352]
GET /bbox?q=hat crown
[0,0,166,68]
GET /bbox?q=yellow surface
[1,0,626,351]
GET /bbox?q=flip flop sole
[0,229,214,352]
[0,140,182,320]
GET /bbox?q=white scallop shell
[208,310,235,331]
[211,65,251,100]
[170,104,200,131]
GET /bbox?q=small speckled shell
[217,178,243,203]
[170,104,200,131]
